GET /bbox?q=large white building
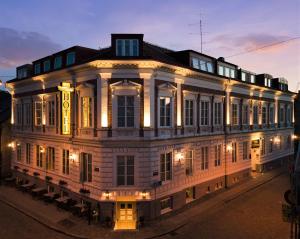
[6,34,295,230]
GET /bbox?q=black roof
[0,90,11,123]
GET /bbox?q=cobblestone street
[0,170,291,239]
[161,172,290,239]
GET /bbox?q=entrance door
[115,202,136,230]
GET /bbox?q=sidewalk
[0,168,288,239]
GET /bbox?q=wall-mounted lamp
[141,190,147,199]
[104,190,110,200]
[226,144,233,152]
[175,151,184,164]
[69,153,77,163]
[40,146,45,154]
[8,141,15,149]
[292,135,298,140]
[274,136,281,144]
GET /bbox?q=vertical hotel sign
[58,82,74,135]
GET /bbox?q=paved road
[162,173,291,239]
[0,200,72,239]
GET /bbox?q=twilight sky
[0,0,299,91]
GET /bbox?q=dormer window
[34,63,41,74]
[264,78,268,86]
[116,39,139,56]
[43,60,51,72]
[17,68,27,79]
[54,56,62,69]
[66,52,75,65]
[241,72,246,81]
[250,74,255,83]
[191,57,213,73]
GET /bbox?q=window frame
[201,146,209,170]
[160,152,172,182]
[66,52,76,65]
[159,97,172,128]
[200,100,209,126]
[184,99,194,126]
[116,155,135,186]
[62,149,69,175]
[117,95,135,128]
[185,150,193,176]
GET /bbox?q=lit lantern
[141,190,147,199]
[226,144,233,152]
[104,190,110,200]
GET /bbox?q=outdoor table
[43,192,58,202]
[4,177,15,182]
[21,182,35,192]
[55,196,71,209]
[55,196,71,203]
[73,203,87,217]
[32,187,47,197]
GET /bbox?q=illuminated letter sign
[58,82,74,135]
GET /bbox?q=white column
[274,97,278,124]
[140,72,154,128]
[226,89,231,125]
[99,73,111,128]
[96,74,102,129]
[176,82,182,127]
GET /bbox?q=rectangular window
[66,52,75,65]
[250,75,255,83]
[192,58,199,69]
[159,97,171,127]
[26,143,31,164]
[201,147,209,170]
[16,103,22,125]
[200,101,209,126]
[54,56,62,69]
[185,150,193,176]
[46,147,55,171]
[160,197,172,213]
[225,68,230,77]
[269,107,274,124]
[81,97,92,128]
[287,107,291,123]
[214,144,221,167]
[186,187,195,202]
[43,60,51,72]
[160,152,172,181]
[24,103,31,126]
[253,105,258,125]
[261,138,265,155]
[207,62,213,72]
[242,142,248,160]
[241,72,246,81]
[16,143,22,161]
[232,142,237,162]
[34,63,41,74]
[116,39,139,56]
[280,108,285,123]
[242,105,248,125]
[35,102,43,126]
[80,153,92,183]
[117,96,134,127]
[262,107,267,124]
[214,102,222,125]
[218,65,224,75]
[117,156,134,186]
[48,101,55,126]
[62,149,69,175]
[36,145,43,168]
[269,139,273,153]
[230,69,235,78]
[185,100,194,126]
[231,104,238,125]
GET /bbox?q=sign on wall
[58,82,74,135]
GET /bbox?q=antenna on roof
[189,13,205,53]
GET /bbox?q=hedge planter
[22,169,29,174]
[59,180,67,186]
[79,188,90,194]
[45,176,53,182]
